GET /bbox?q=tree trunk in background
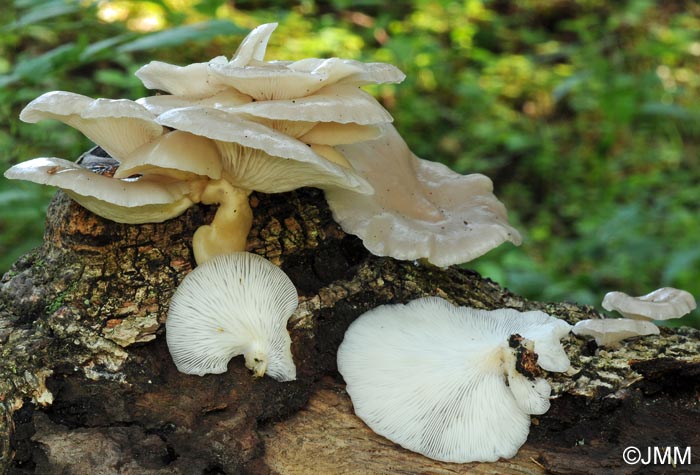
[1,181,699,475]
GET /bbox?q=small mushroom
[134,55,229,97]
[602,287,697,321]
[337,297,571,463]
[3,157,195,223]
[166,252,298,382]
[572,318,660,347]
[228,22,278,67]
[325,124,522,267]
[135,22,278,96]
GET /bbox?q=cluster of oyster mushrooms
[572,287,697,346]
[5,22,521,267]
[8,22,694,466]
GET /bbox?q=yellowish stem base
[192,180,253,265]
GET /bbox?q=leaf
[13,43,81,80]
[117,20,247,53]
[0,73,21,88]
[662,248,700,284]
[0,189,39,205]
[552,71,591,103]
[194,0,227,16]
[639,102,700,121]
[4,0,81,31]
[79,33,135,62]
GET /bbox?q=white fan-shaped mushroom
[166,252,298,381]
[602,287,697,321]
[572,318,660,347]
[325,124,522,267]
[3,157,194,223]
[337,297,571,463]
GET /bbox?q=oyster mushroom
[572,318,660,347]
[136,22,404,107]
[602,287,697,321]
[337,297,571,463]
[154,107,379,262]
[166,252,298,381]
[208,55,405,101]
[156,106,373,193]
[3,157,195,224]
[134,22,279,97]
[6,93,212,224]
[19,91,164,159]
[9,93,257,263]
[325,124,522,267]
[135,22,400,136]
[113,130,222,181]
[134,55,231,97]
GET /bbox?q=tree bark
[1,164,699,474]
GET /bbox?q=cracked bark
[1,167,699,475]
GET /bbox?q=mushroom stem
[192,179,253,264]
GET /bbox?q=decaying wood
[1,166,699,474]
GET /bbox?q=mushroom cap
[20,91,164,160]
[4,157,194,223]
[602,287,697,321]
[572,318,660,347]
[113,130,223,180]
[134,55,229,96]
[224,84,394,125]
[134,22,278,97]
[337,297,571,463]
[209,56,405,101]
[299,122,381,146]
[134,21,403,105]
[165,252,298,382]
[135,22,277,97]
[228,22,278,67]
[325,124,522,267]
[136,89,252,116]
[156,106,372,194]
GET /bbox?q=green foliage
[1,0,699,326]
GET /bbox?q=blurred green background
[1,0,698,325]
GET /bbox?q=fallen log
[1,176,698,475]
